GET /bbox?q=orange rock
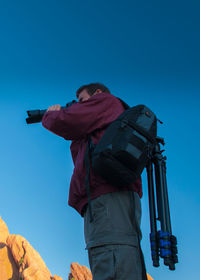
[0,219,19,280]
[0,217,65,280]
[0,243,19,280]
[0,262,7,280]
[0,217,154,280]
[81,266,93,279]
[0,216,9,243]
[147,273,154,280]
[22,265,53,280]
[52,275,64,280]
[70,262,154,280]
[7,234,52,279]
[71,262,92,280]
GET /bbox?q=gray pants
[88,244,143,280]
[84,191,145,280]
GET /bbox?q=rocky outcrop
[0,217,19,279]
[0,217,62,280]
[6,235,52,280]
[0,217,154,280]
[147,273,154,280]
[70,262,93,280]
[0,217,9,243]
[0,244,19,279]
[69,262,153,280]
[52,276,64,280]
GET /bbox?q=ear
[94,89,103,94]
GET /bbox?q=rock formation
[69,262,154,280]
[70,262,93,280]
[0,216,154,280]
[0,217,19,279]
[0,216,61,280]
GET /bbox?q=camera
[26,100,77,124]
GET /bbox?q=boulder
[70,262,93,280]
[0,217,19,280]
[0,217,154,280]
[0,217,9,243]
[70,262,154,280]
[6,234,52,279]
[0,244,19,280]
[147,273,154,280]
[52,275,64,280]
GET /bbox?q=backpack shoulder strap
[84,135,94,222]
[117,98,130,110]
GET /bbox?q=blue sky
[0,0,200,279]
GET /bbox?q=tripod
[146,137,178,270]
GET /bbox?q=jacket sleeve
[41,93,124,140]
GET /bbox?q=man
[42,83,146,280]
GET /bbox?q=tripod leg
[146,162,159,267]
[162,157,178,269]
[154,144,178,270]
[154,155,167,232]
[162,157,172,234]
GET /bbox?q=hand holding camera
[26,100,77,124]
[47,104,61,112]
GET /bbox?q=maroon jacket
[42,92,142,216]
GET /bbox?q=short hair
[76,83,111,98]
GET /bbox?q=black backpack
[85,100,158,188]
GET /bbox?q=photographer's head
[76,83,111,102]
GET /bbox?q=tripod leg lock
[158,231,178,270]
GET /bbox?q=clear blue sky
[0,0,200,279]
